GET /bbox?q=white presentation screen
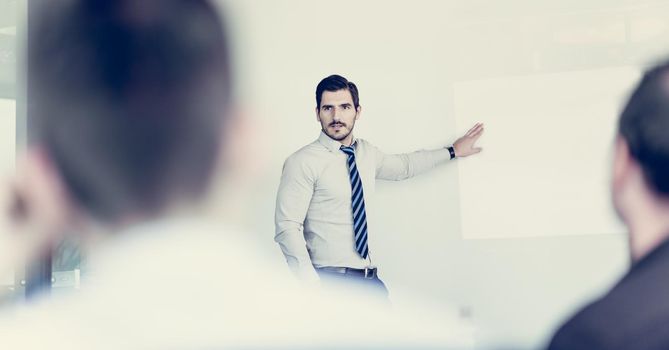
[454,67,639,239]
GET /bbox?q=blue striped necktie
[340,145,369,259]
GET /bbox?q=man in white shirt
[275,74,484,294]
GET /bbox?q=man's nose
[333,107,341,121]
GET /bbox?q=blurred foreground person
[548,60,669,350]
[0,0,474,349]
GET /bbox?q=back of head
[29,0,231,223]
[619,61,669,198]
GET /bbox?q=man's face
[316,89,360,144]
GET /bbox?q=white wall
[0,98,15,287]
[215,1,669,348]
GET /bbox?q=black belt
[316,266,378,279]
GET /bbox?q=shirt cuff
[430,147,454,165]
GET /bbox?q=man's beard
[323,121,354,141]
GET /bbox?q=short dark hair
[619,60,669,197]
[315,74,359,109]
[29,0,232,222]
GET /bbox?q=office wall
[215,1,669,347]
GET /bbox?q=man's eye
[344,105,351,109]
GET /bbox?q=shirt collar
[317,131,357,153]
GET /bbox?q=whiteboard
[454,67,639,239]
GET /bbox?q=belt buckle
[364,267,374,279]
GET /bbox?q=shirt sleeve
[274,155,320,282]
[373,144,453,181]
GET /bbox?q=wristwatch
[447,146,456,160]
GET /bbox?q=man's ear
[315,107,321,123]
[215,104,266,185]
[613,136,636,193]
[355,105,362,121]
[20,147,73,226]
[4,146,74,262]
[210,105,269,221]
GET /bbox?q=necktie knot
[340,145,355,157]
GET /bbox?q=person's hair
[619,60,669,197]
[29,0,232,222]
[315,74,359,109]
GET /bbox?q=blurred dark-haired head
[29,0,232,222]
[618,61,669,198]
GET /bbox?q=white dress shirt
[275,131,453,280]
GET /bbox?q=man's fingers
[465,123,478,135]
[471,128,484,139]
[466,122,484,137]
[465,123,480,136]
[465,128,484,141]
